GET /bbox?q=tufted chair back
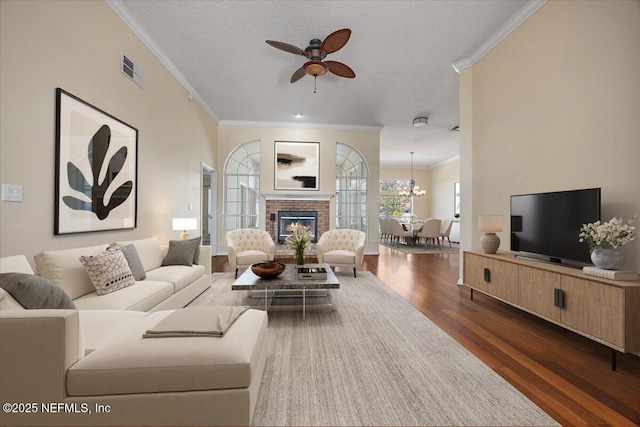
[226,229,276,278]
[316,229,366,277]
[226,229,274,253]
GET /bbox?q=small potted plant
[579,216,637,269]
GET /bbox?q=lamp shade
[172,218,197,231]
[478,215,503,233]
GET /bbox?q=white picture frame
[274,141,320,190]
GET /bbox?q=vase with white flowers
[285,224,313,265]
[578,216,637,270]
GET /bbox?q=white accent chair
[316,229,366,277]
[226,229,276,278]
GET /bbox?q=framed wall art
[274,141,319,190]
[55,88,138,235]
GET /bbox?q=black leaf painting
[63,125,133,220]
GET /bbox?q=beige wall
[461,0,640,270]
[428,158,460,221]
[0,1,218,265]
[217,124,380,254]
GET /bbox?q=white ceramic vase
[590,247,625,270]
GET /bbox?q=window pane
[225,141,260,236]
[336,143,367,232]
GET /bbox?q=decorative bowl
[251,262,286,279]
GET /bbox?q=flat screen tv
[510,188,601,267]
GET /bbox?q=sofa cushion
[322,249,356,265]
[73,281,173,311]
[162,240,199,267]
[0,273,76,309]
[66,308,268,396]
[187,236,202,264]
[78,310,149,355]
[145,265,206,293]
[0,288,24,310]
[236,250,271,266]
[0,255,35,275]
[118,244,146,281]
[35,244,110,299]
[79,248,135,296]
[114,237,164,272]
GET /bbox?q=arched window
[224,141,260,235]
[336,143,368,232]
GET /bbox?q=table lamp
[478,215,503,254]
[172,218,197,240]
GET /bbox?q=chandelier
[398,152,425,197]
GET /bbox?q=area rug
[189,272,558,426]
[379,240,460,255]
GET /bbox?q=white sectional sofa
[0,241,269,426]
[33,237,211,312]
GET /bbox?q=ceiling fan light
[413,117,428,127]
[305,61,328,76]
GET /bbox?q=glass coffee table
[231,263,340,319]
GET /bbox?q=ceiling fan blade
[266,40,306,56]
[321,29,351,54]
[326,61,356,78]
[290,67,307,83]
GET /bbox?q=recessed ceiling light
[294,113,303,118]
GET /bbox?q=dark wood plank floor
[212,245,640,426]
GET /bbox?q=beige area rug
[379,240,461,254]
[189,272,558,427]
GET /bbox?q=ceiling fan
[266,28,356,92]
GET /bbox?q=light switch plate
[2,184,23,202]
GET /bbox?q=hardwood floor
[212,246,640,426]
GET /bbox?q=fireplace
[277,211,318,244]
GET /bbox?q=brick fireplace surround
[265,199,330,259]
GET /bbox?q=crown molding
[219,120,383,132]
[262,194,334,201]
[452,0,547,73]
[430,155,461,169]
[381,155,460,170]
[106,0,220,122]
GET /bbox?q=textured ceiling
[116,0,527,168]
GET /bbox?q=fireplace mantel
[262,194,334,201]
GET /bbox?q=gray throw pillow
[117,244,147,281]
[0,273,76,309]
[162,239,199,267]
[188,236,201,264]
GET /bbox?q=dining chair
[416,219,442,249]
[439,219,453,247]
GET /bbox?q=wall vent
[121,53,143,88]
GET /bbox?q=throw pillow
[79,247,135,296]
[0,273,76,309]
[162,239,199,267]
[114,244,146,281]
[188,236,202,264]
